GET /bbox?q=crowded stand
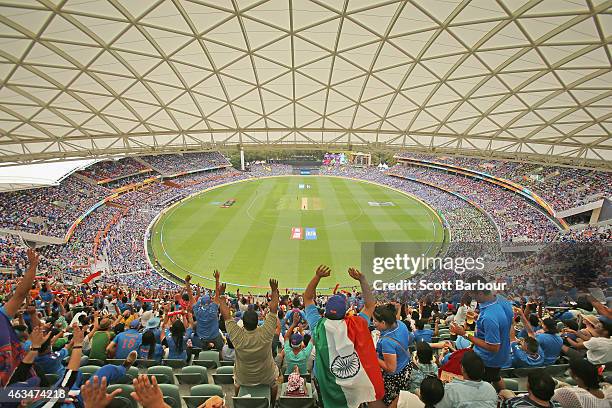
[77,158,152,184]
[0,247,610,408]
[246,163,293,177]
[0,175,109,238]
[387,165,560,242]
[140,152,230,175]
[0,156,610,408]
[395,152,612,213]
[556,225,612,243]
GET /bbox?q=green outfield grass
[150,176,445,291]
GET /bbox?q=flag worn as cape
[313,314,384,408]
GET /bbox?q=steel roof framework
[0,0,610,166]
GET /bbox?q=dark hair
[461,351,485,381]
[527,371,555,401]
[373,304,396,326]
[181,293,189,302]
[292,297,301,308]
[411,310,420,321]
[243,310,258,331]
[141,331,156,359]
[170,320,185,354]
[524,336,539,354]
[602,321,612,337]
[528,314,539,328]
[569,358,600,389]
[416,319,426,330]
[420,376,444,408]
[416,341,433,364]
[542,318,558,334]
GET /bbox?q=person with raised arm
[217,272,280,402]
[303,265,384,408]
[0,249,39,387]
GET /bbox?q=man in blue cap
[192,270,224,350]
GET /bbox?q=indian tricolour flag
[313,315,384,407]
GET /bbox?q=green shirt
[226,313,278,386]
[283,340,313,375]
[89,330,114,361]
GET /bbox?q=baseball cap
[290,333,304,348]
[325,294,347,320]
[130,319,141,329]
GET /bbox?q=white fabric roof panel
[0,0,610,165]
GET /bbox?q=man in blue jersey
[450,275,514,391]
[107,320,142,359]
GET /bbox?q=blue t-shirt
[507,342,544,368]
[35,348,68,376]
[137,344,163,363]
[377,323,411,374]
[193,299,219,339]
[112,329,142,359]
[518,326,541,338]
[536,332,563,365]
[414,329,433,343]
[474,296,513,368]
[165,328,192,361]
[40,290,53,303]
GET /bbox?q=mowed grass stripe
[352,179,434,241]
[264,177,308,288]
[315,178,377,276]
[375,184,444,242]
[226,177,292,288]
[154,185,247,274]
[295,177,335,288]
[207,179,286,285]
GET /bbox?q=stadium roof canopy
[0,158,96,192]
[0,0,610,167]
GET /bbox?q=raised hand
[269,279,279,293]
[217,283,226,296]
[26,248,40,270]
[29,325,51,349]
[185,275,191,283]
[130,375,168,408]
[293,312,300,325]
[72,324,84,346]
[315,265,331,278]
[348,267,364,281]
[213,270,220,282]
[81,376,122,408]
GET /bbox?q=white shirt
[397,391,424,408]
[583,337,612,365]
[553,385,612,408]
